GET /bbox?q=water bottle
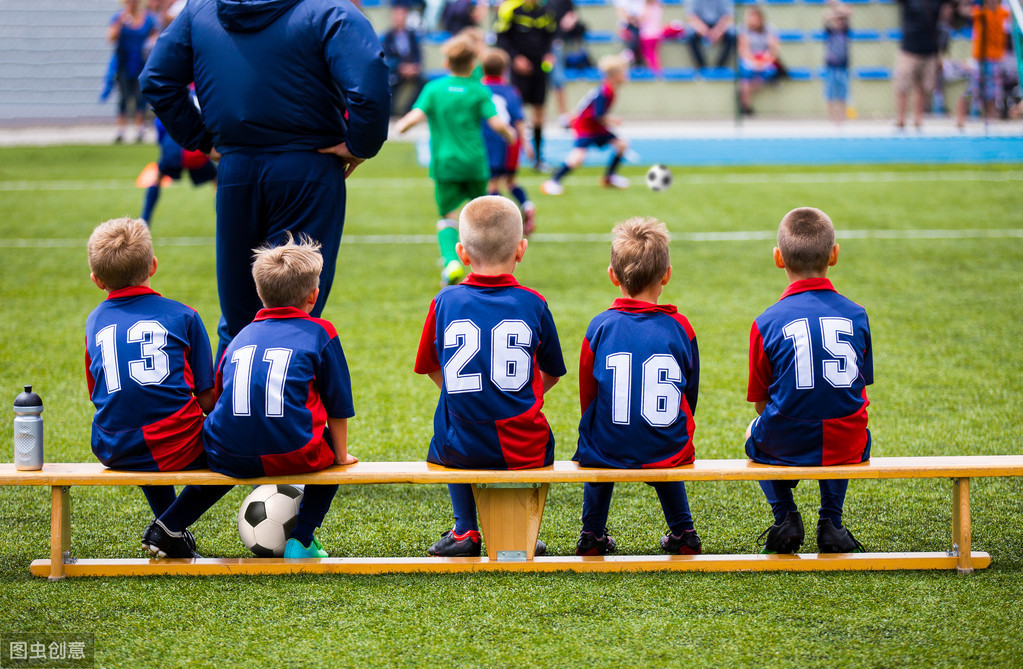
[13,385,43,471]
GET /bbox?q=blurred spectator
[637,0,685,77]
[614,0,645,64]
[737,6,781,115]
[382,5,426,116]
[894,0,954,129]
[442,0,483,34]
[550,0,585,123]
[823,1,853,124]
[495,0,557,168]
[685,0,735,70]
[955,0,1010,127]
[107,0,160,143]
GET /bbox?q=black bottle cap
[14,385,42,408]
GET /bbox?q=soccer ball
[646,164,672,191]
[237,484,304,557]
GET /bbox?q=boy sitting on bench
[746,207,873,554]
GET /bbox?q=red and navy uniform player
[543,56,629,193]
[481,60,536,234]
[572,218,701,556]
[746,208,872,551]
[85,221,215,519]
[415,200,566,555]
[139,116,216,225]
[151,306,356,554]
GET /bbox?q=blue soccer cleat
[284,536,328,558]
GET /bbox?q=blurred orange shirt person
[970,2,1010,61]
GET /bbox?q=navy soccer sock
[140,485,176,518]
[818,479,849,528]
[533,127,543,164]
[650,481,695,535]
[760,480,799,524]
[552,165,571,182]
[581,482,615,534]
[141,184,161,223]
[605,153,623,177]
[158,484,233,533]
[290,484,339,547]
[510,185,528,206]
[448,483,479,534]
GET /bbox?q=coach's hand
[318,142,365,178]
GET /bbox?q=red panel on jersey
[821,390,870,465]
[496,365,550,469]
[261,379,334,475]
[642,399,696,468]
[141,400,205,471]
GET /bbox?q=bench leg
[49,485,72,581]
[951,478,973,575]
[473,483,549,561]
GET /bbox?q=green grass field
[1,143,1022,667]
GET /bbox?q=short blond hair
[482,48,510,77]
[598,54,628,77]
[610,217,671,296]
[88,217,153,290]
[251,233,323,309]
[777,207,836,274]
[442,34,478,75]
[459,196,523,265]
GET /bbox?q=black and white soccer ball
[237,484,304,557]
[646,164,673,191]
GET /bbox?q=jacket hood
[217,0,302,32]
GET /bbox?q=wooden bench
[3,455,1022,579]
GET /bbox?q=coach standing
[141,0,390,359]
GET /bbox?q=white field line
[3,229,1022,249]
[3,170,1023,192]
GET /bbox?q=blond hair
[598,54,628,76]
[251,233,323,309]
[459,196,523,265]
[777,207,836,274]
[442,34,478,75]
[88,217,154,290]
[610,217,671,296]
[482,48,510,77]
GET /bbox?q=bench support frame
[35,476,991,578]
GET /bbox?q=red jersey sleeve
[84,341,96,397]
[747,321,772,402]
[578,337,598,414]
[414,300,441,375]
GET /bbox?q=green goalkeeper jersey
[414,74,497,182]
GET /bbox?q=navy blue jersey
[85,286,214,471]
[415,274,567,469]
[203,307,354,477]
[575,299,699,469]
[481,76,525,172]
[747,278,873,466]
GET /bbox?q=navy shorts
[574,133,617,149]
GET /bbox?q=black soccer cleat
[576,531,617,556]
[534,538,547,557]
[816,518,866,553]
[142,520,202,559]
[660,529,702,555]
[758,511,805,554]
[428,529,482,557]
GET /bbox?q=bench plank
[28,552,991,577]
[3,455,1023,487]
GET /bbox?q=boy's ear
[306,286,320,308]
[607,265,621,287]
[455,242,472,267]
[828,243,840,267]
[90,272,107,292]
[149,256,158,277]
[514,238,527,263]
[661,265,672,286]
[773,247,786,269]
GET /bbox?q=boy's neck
[621,285,662,304]
[468,261,517,277]
[785,268,829,284]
